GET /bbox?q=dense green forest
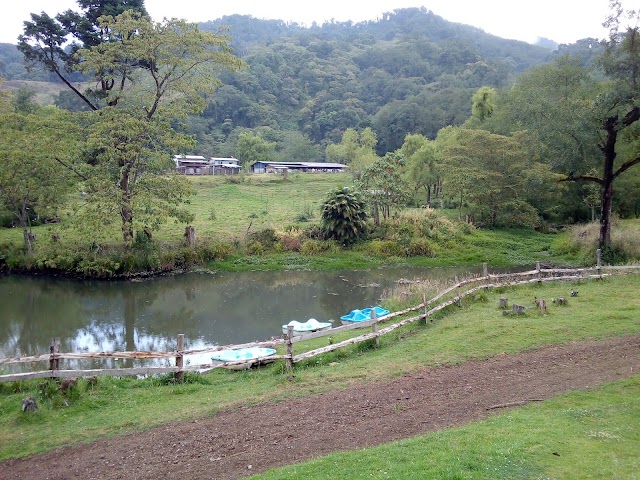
[2,8,559,155]
[1,1,639,275]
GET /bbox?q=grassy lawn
[0,173,348,246]
[173,173,344,241]
[1,274,639,461]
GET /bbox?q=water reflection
[0,266,492,371]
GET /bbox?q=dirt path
[3,335,640,480]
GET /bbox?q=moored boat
[211,347,277,370]
[340,306,390,325]
[281,318,333,335]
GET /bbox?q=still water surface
[0,266,506,370]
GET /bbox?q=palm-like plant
[320,187,368,245]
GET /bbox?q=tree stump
[512,304,525,314]
[184,226,196,247]
[21,397,38,412]
[499,298,508,309]
[59,379,77,393]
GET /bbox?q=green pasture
[173,173,341,241]
[1,274,639,462]
[1,172,585,274]
[0,173,346,245]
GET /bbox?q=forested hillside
[1,7,556,158]
[194,8,554,156]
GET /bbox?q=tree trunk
[599,116,617,251]
[426,185,431,208]
[121,204,133,244]
[19,204,33,253]
[184,226,196,247]
[599,178,613,251]
[22,228,33,254]
[120,166,134,244]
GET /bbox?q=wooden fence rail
[1,256,638,383]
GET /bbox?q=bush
[407,238,436,257]
[198,241,234,262]
[301,224,324,240]
[247,228,278,248]
[360,240,405,257]
[321,187,368,245]
[301,239,340,255]
[280,235,302,252]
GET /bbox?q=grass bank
[1,273,639,460]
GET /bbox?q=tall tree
[18,0,149,111]
[357,152,410,224]
[439,128,555,228]
[0,104,80,252]
[400,133,441,207]
[471,86,497,123]
[72,11,242,243]
[325,128,379,177]
[235,132,277,168]
[505,2,640,252]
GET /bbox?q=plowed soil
[3,335,639,480]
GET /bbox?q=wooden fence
[2,255,638,383]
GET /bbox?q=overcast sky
[0,0,621,45]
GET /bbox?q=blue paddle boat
[340,306,390,324]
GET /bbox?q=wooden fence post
[176,334,184,383]
[371,308,379,348]
[483,263,489,290]
[49,337,60,380]
[423,293,428,323]
[536,261,542,283]
[286,325,294,372]
[596,248,602,279]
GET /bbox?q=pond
[0,265,509,371]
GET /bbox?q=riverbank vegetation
[1,273,639,468]
[0,172,614,277]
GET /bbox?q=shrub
[321,187,368,245]
[301,224,324,240]
[280,235,302,252]
[407,238,436,257]
[245,241,266,256]
[360,239,405,257]
[247,228,278,248]
[295,204,315,222]
[301,239,340,255]
[198,241,234,262]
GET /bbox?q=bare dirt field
[3,335,639,480]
